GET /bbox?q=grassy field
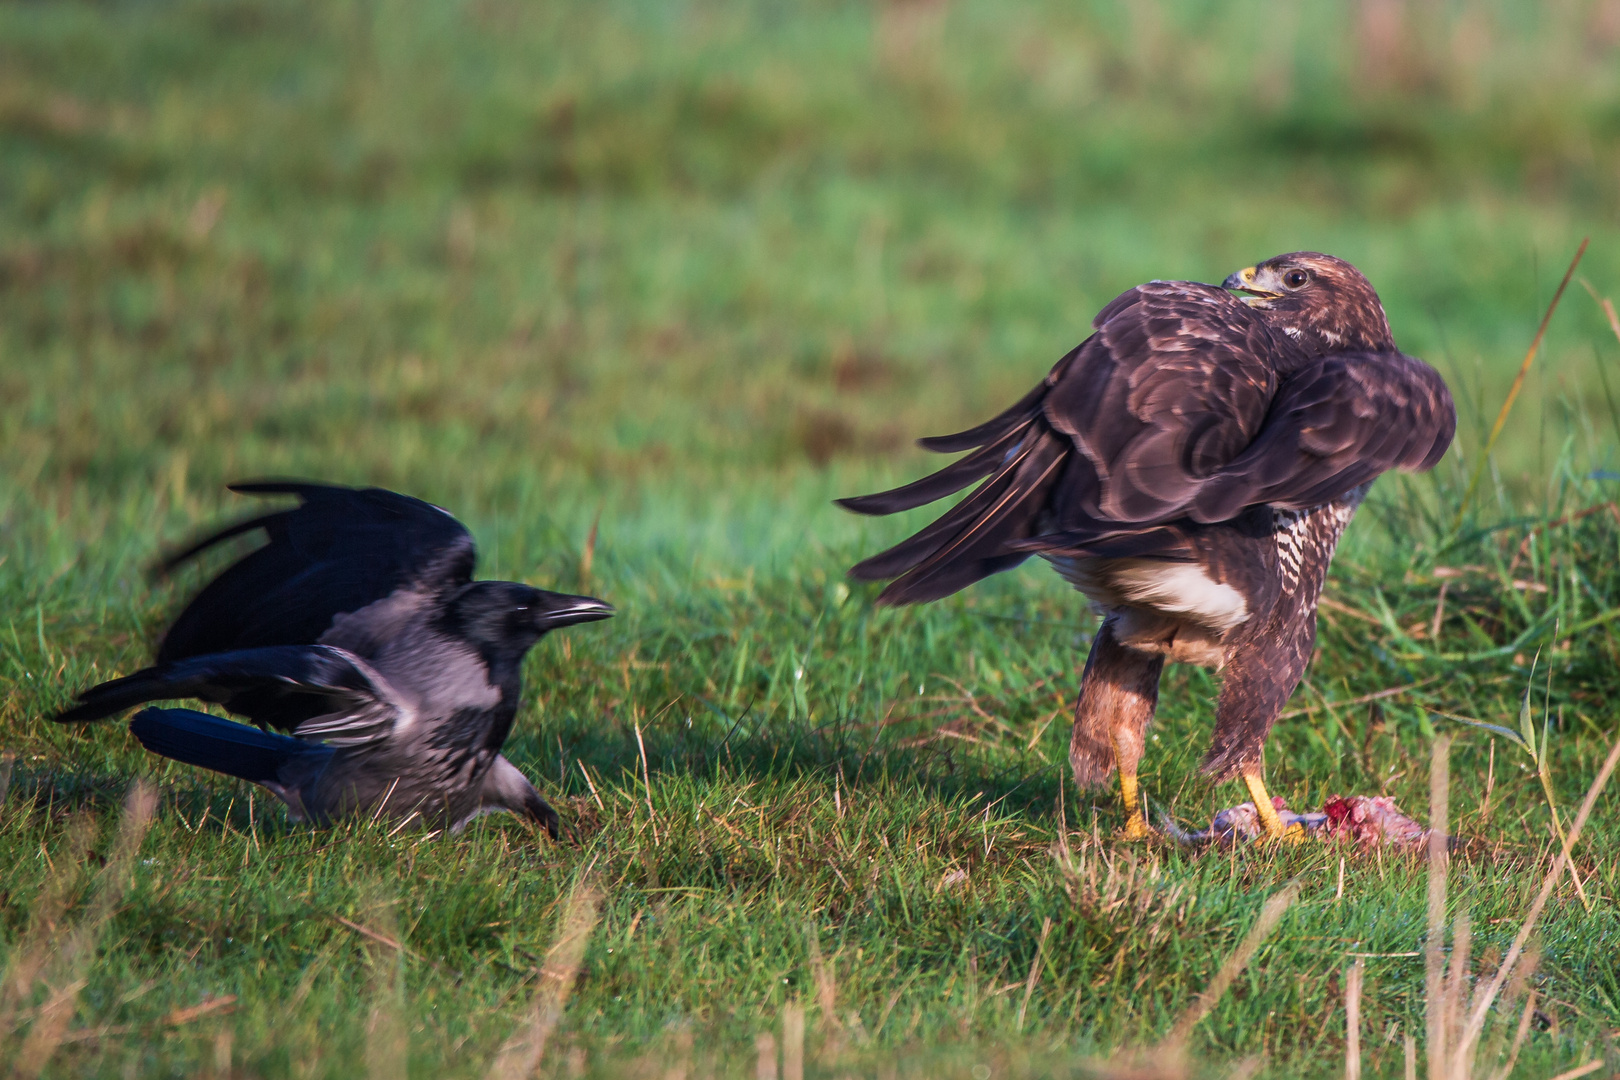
[3,1,1620,1076]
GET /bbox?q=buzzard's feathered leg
[1071,616,1164,839]
[1204,615,1318,841]
[1201,498,1359,840]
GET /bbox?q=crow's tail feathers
[129,707,329,785]
[56,667,190,723]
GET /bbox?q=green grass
[3,1,1620,1076]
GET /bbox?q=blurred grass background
[3,1,1620,1077]
[3,0,1619,504]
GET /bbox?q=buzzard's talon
[1118,812,1157,841]
[1264,821,1308,845]
[1114,761,1157,841]
[1176,795,1430,848]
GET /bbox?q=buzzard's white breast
[1108,560,1250,632]
[1043,555,1249,633]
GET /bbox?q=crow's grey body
[59,482,613,836]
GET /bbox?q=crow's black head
[442,582,613,667]
[1223,252,1394,356]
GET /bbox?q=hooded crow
[838,254,1454,841]
[57,481,613,837]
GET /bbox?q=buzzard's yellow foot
[1116,765,1156,840]
[1241,767,1302,844]
[1119,810,1157,841]
[1264,820,1308,844]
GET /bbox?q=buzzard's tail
[837,394,1070,605]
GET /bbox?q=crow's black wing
[57,644,407,742]
[1184,350,1455,522]
[157,482,475,663]
[838,282,1288,604]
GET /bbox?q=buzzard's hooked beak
[1222,266,1282,304]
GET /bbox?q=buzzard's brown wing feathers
[835,419,1032,517]
[842,282,1290,604]
[1186,350,1455,523]
[841,428,1070,597]
[1047,282,1279,524]
[839,280,1454,605]
[914,380,1050,454]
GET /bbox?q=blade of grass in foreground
[1424,736,1449,1080]
[485,877,603,1080]
[1454,729,1620,1063]
[1160,879,1301,1057]
[10,782,157,1080]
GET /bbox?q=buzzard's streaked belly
[1042,488,1368,670]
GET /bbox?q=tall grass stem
[1452,239,1588,531]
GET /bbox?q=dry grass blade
[635,721,660,846]
[212,1028,234,1079]
[1479,942,1540,1074]
[1485,992,1537,1080]
[1581,277,1620,350]
[1442,911,1472,1079]
[335,915,407,954]
[0,813,95,1035]
[485,879,603,1080]
[1161,880,1301,1052]
[12,781,158,1080]
[1429,581,1448,642]
[1345,957,1364,1080]
[1015,916,1053,1032]
[755,1032,777,1080]
[165,995,238,1026]
[1280,678,1437,721]
[1452,237,1587,530]
[1456,730,1620,1062]
[1225,1056,1265,1080]
[805,924,839,1034]
[579,505,602,590]
[1425,736,1449,1080]
[781,1001,804,1080]
[365,894,407,1080]
[1545,1063,1603,1080]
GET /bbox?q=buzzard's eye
[1283,269,1309,289]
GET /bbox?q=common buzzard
[838,253,1455,840]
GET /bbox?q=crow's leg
[1071,616,1164,840]
[470,755,560,839]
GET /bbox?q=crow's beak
[1222,265,1282,305]
[534,593,615,629]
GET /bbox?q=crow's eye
[1283,269,1309,289]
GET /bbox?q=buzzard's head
[1222,252,1394,355]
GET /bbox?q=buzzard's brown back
[838,276,1455,606]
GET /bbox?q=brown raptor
[838,253,1455,840]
